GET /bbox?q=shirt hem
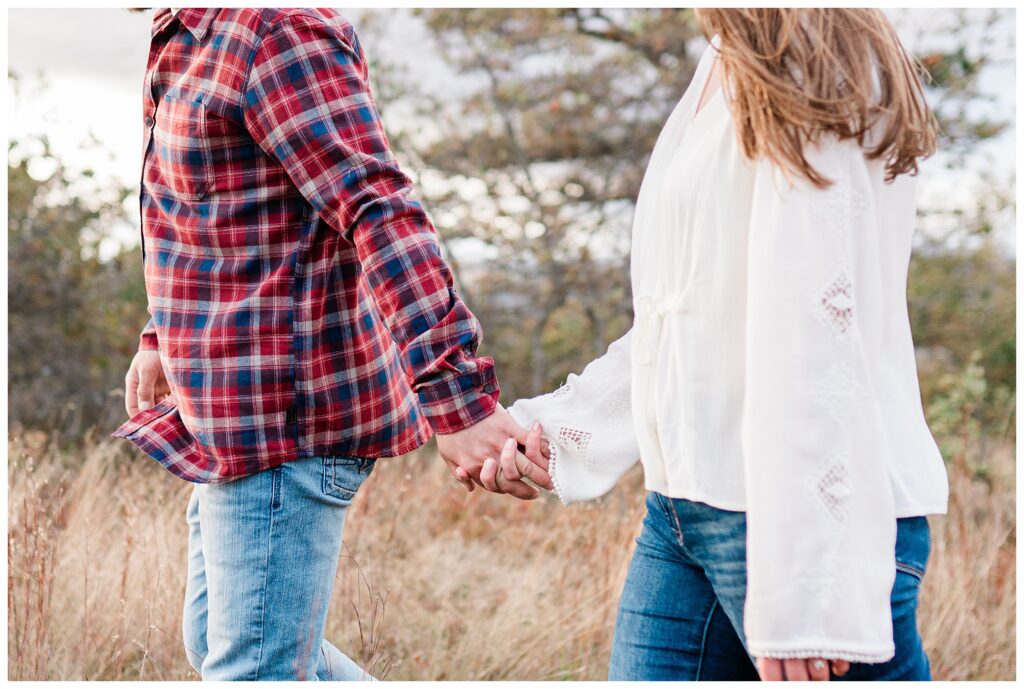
[748,643,895,664]
[295,428,432,462]
[648,484,949,518]
[647,484,748,512]
[893,502,948,518]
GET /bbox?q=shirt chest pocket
[153,96,212,201]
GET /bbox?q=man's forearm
[352,200,503,434]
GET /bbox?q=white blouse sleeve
[508,330,640,505]
[741,144,899,663]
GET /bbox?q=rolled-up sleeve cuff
[417,358,500,435]
[139,330,159,352]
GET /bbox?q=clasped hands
[435,404,551,500]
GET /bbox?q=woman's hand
[454,422,551,493]
[756,658,851,681]
[519,420,550,470]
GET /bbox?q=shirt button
[144,115,155,128]
[483,383,497,394]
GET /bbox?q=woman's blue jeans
[181,455,377,680]
[609,492,932,681]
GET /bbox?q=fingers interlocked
[480,438,540,500]
[445,414,552,501]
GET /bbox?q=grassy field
[7,431,1016,680]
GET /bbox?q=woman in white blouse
[481,8,949,682]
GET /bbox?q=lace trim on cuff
[749,646,894,664]
[547,442,569,506]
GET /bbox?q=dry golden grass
[7,432,1015,680]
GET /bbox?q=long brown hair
[696,9,938,187]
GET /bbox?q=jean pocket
[322,457,376,503]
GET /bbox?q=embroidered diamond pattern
[816,271,855,339]
[815,461,851,522]
[811,362,865,423]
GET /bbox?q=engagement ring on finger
[810,660,826,671]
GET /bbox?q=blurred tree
[910,237,1015,429]
[8,133,148,437]
[373,9,702,398]
[913,8,1013,164]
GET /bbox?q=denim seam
[271,465,283,511]
[895,561,925,580]
[322,457,332,498]
[253,470,280,679]
[322,457,369,500]
[320,644,333,681]
[656,493,685,548]
[695,599,719,681]
[328,461,353,499]
[669,505,685,549]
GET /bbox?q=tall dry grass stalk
[7,432,1015,680]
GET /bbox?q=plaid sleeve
[139,316,159,351]
[241,13,500,434]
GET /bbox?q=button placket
[139,33,162,265]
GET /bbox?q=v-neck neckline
[692,52,723,122]
[692,84,724,123]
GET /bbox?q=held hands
[478,419,550,495]
[756,658,850,681]
[124,349,172,417]
[435,404,553,500]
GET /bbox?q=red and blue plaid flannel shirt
[113,8,500,482]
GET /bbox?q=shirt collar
[152,7,217,41]
[175,8,217,41]
[151,8,173,37]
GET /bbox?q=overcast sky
[7,8,1017,251]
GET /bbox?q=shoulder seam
[239,9,357,111]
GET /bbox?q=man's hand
[756,657,850,681]
[436,404,553,500]
[124,349,172,417]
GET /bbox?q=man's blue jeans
[181,455,377,680]
[609,492,932,681]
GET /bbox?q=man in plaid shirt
[116,8,551,680]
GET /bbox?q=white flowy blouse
[509,37,949,662]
